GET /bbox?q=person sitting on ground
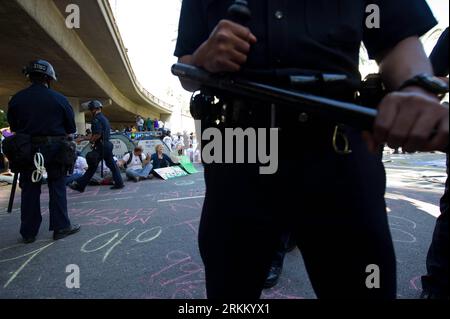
[151,144,175,170]
[65,152,88,185]
[118,146,153,182]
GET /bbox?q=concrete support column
[67,97,86,134]
[160,113,172,130]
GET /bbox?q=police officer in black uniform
[421,27,449,300]
[7,60,81,243]
[69,100,124,192]
[175,1,449,299]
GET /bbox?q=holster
[1,133,34,173]
[57,140,77,168]
[358,73,387,108]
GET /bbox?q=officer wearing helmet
[69,100,124,192]
[6,59,81,243]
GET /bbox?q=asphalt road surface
[0,153,446,299]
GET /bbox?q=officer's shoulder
[48,88,69,102]
[10,86,32,101]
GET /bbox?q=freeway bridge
[0,0,173,132]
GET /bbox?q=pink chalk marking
[174,218,200,234]
[410,276,421,291]
[161,267,203,287]
[175,279,206,286]
[261,279,305,299]
[124,215,152,226]
[172,288,195,299]
[148,251,191,283]
[168,201,203,213]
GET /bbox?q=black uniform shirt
[430,27,449,77]
[8,83,76,136]
[175,0,437,81]
[91,112,111,143]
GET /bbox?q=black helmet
[23,60,57,81]
[87,100,103,110]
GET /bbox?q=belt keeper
[332,125,352,155]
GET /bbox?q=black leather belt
[221,90,358,130]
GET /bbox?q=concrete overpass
[0,0,173,132]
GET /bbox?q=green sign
[179,156,198,174]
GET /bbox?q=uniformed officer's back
[6,59,80,244]
[8,82,75,136]
[92,112,111,142]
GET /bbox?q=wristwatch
[399,74,449,100]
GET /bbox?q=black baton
[172,63,377,131]
[7,173,18,213]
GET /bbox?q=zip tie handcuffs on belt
[32,152,46,183]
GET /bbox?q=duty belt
[197,91,359,155]
[210,89,359,128]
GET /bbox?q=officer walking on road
[175,0,449,299]
[7,60,81,243]
[69,100,124,192]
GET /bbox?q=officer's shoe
[110,184,125,190]
[21,236,36,244]
[53,224,81,240]
[263,266,282,289]
[69,182,85,193]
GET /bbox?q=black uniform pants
[19,142,71,238]
[268,231,294,270]
[422,156,449,297]
[75,141,124,189]
[198,121,396,299]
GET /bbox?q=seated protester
[151,144,175,170]
[65,153,88,185]
[118,146,153,182]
